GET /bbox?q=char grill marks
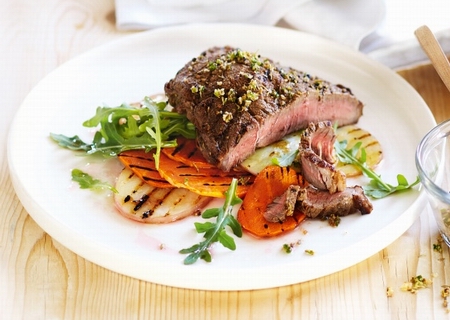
[114,168,213,224]
[164,46,363,171]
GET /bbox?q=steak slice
[298,121,346,193]
[264,185,302,222]
[164,46,364,171]
[296,185,373,219]
[299,150,346,193]
[301,121,337,165]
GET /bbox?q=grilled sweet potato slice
[119,147,253,198]
[237,165,307,238]
[162,137,216,169]
[157,152,253,198]
[118,150,172,188]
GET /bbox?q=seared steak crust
[296,185,373,219]
[165,46,364,171]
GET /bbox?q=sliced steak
[301,121,337,164]
[296,185,373,219]
[298,121,346,193]
[164,46,364,171]
[264,185,302,222]
[299,150,346,193]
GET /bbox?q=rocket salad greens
[50,97,195,169]
[51,97,420,265]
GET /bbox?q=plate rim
[7,23,435,290]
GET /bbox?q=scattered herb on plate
[323,213,341,227]
[71,169,117,193]
[335,140,420,199]
[433,243,443,254]
[282,240,301,254]
[180,178,243,265]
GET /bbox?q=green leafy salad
[50,97,195,169]
[51,97,420,264]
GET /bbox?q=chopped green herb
[282,244,293,253]
[282,240,301,254]
[207,61,217,71]
[335,140,420,199]
[180,178,243,264]
[434,235,444,253]
[246,90,259,101]
[433,243,443,253]
[71,169,117,193]
[214,88,225,98]
[326,214,341,227]
[304,249,315,255]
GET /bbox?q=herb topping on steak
[165,46,364,171]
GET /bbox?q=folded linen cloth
[116,0,450,69]
[115,0,311,31]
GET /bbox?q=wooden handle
[415,25,450,92]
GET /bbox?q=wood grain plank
[2,0,450,319]
[398,62,450,123]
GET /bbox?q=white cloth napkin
[115,0,310,31]
[114,0,450,69]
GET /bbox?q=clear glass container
[416,119,450,247]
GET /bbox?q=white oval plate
[8,24,434,291]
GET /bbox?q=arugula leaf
[271,149,298,167]
[179,178,243,264]
[71,169,117,193]
[50,134,91,152]
[50,97,196,167]
[142,97,163,169]
[335,140,420,199]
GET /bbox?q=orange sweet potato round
[237,165,306,237]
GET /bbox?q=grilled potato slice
[240,131,303,175]
[241,124,382,178]
[114,168,212,223]
[336,125,383,177]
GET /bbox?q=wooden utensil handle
[415,25,450,93]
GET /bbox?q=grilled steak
[298,121,346,193]
[299,150,346,193]
[264,185,302,222]
[296,185,373,219]
[164,46,364,171]
[301,121,337,164]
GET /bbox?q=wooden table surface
[2,1,450,319]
